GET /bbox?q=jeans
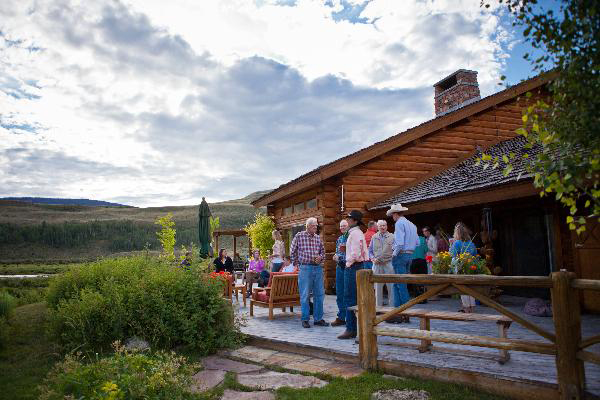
[335,261,346,320]
[344,262,363,333]
[363,260,373,269]
[272,262,283,273]
[392,254,412,307]
[298,265,325,322]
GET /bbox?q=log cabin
[251,69,600,313]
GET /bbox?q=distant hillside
[1,197,130,207]
[216,190,272,205]
[0,191,268,263]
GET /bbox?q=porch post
[357,269,378,370]
[551,270,585,399]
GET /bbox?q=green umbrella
[198,197,212,258]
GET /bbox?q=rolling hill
[0,191,270,263]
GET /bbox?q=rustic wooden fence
[356,269,600,400]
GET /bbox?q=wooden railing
[356,270,600,400]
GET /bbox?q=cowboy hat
[386,203,409,216]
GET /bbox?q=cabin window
[306,198,317,209]
[283,206,293,216]
[294,202,305,213]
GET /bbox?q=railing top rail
[571,279,600,291]
[369,274,554,288]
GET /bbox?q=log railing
[356,270,600,400]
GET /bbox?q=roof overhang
[251,71,555,208]
[370,180,538,216]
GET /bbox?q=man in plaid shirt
[290,217,329,328]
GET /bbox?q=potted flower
[430,251,492,295]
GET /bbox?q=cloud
[0,0,518,206]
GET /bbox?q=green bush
[0,291,17,348]
[47,255,241,353]
[39,343,198,400]
[0,291,17,319]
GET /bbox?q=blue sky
[0,0,551,207]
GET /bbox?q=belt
[398,251,414,254]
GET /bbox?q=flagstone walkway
[233,293,600,396]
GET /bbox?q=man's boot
[337,330,357,339]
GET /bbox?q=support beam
[551,271,585,399]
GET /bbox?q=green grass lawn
[0,263,75,275]
[0,303,60,400]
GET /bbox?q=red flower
[470,265,477,270]
[425,255,433,263]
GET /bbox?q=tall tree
[481,0,599,233]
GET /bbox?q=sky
[0,0,546,207]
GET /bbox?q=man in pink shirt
[338,210,367,340]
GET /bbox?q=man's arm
[393,222,405,256]
[368,237,375,261]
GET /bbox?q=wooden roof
[368,136,539,210]
[252,72,553,208]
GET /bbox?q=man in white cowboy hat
[386,203,419,323]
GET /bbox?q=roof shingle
[369,136,539,210]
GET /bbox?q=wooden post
[233,236,237,257]
[357,269,378,370]
[551,270,585,399]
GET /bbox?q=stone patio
[234,293,600,396]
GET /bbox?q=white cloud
[0,0,517,207]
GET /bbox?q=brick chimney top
[434,69,481,116]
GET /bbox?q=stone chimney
[434,69,481,116]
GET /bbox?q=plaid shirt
[335,234,347,263]
[290,230,325,266]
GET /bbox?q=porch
[235,293,600,399]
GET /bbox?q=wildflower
[470,265,477,270]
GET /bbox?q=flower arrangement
[432,251,452,274]
[453,253,491,275]
[209,271,233,281]
[432,251,490,275]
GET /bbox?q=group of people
[212,202,480,338]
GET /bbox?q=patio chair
[250,272,299,319]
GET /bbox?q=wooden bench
[250,273,300,320]
[349,306,513,364]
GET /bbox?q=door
[574,219,600,313]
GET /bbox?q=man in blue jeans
[290,217,329,329]
[332,219,349,327]
[338,210,368,340]
[387,203,419,324]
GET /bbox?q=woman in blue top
[451,222,478,313]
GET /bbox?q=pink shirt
[345,226,367,267]
[249,259,265,273]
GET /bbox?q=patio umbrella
[198,197,212,258]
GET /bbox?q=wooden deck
[235,293,600,397]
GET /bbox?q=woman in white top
[271,230,286,273]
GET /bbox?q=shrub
[39,343,198,400]
[244,213,275,258]
[47,255,241,353]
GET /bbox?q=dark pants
[258,270,270,287]
[410,258,427,297]
[335,261,345,320]
[363,261,373,270]
[344,262,363,333]
[272,262,283,273]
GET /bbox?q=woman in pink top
[245,249,265,295]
